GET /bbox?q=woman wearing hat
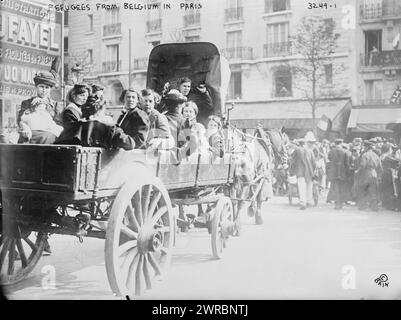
[164,89,187,148]
[117,88,149,149]
[17,71,61,143]
[380,143,400,210]
[206,115,225,159]
[62,84,91,128]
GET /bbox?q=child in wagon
[19,97,64,144]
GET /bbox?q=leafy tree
[289,16,347,135]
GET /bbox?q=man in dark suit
[289,138,316,210]
[327,139,350,210]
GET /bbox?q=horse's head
[232,143,256,188]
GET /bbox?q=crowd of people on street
[284,132,401,212]
[0,70,225,164]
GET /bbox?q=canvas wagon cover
[146,42,230,116]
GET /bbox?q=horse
[230,127,276,227]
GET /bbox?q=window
[265,0,290,13]
[87,49,93,64]
[228,71,242,99]
[106,44,119,62]
[267,22,289,44]
[185,35,200,42]
[64,11,69,26]
[105,7,120,25]
[364,80,383,103]
[364,30,382,66]
[324,64,333,84]
[227,31,242,48]
[147,2,162,33]
[88,14,93,32]
[273,68,292,97]
[63,37,68,52]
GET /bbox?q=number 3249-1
[308,2,337,9]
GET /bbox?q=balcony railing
[183,12,200,27]
[360,0,401,20]
[146,19,162,33]
[133,58,148,70]
[263,42,292,57]
[224,7,243,22]
[102,60,121,73]
[103,23,122,37]
[221,47,253,60]
[360,50,401,67]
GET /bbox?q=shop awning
[347,106,401,133]
[229,98,350,131]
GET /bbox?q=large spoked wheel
[0,221,47,286]
[105,176,174,297]
[211,196,234,260]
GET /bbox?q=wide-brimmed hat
[91,84,105,92]
[33,71,57,87]
[164,89,187,103]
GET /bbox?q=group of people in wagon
[9,70,225,164]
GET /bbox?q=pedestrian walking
[326,139,350,210]
[355,140,383,211]
[289,135,316,210]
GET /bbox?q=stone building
[67,0,358,138]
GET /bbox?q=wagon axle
[137,227,165,254]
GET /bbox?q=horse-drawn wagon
[0,42,273,298]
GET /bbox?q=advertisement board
[0,0,61,132]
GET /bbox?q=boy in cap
[18,71,61,142]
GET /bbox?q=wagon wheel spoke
[150,206,168,226]
[135,254,144,296]
[126,251,140,291]
[120,248,138,279]
[0,237,10,271]
[120,225,138,240]
[118,240,138,257]
[24,237,38,253]
[142,185,152,223]
[142,254,152,290]
[15,238,28,268]
[7,239,16,275]
[125,204,139,232]
[147,252,162,276]
[133,189,143,226]
[148,191,162,218]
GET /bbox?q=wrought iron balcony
[146,19,162,33]
[360,0,401,20]
[103,23,122,37]
[133,58,148,70]
[102,60,121,73]
[263,42,292,57]
[224,7,243,22]
[360,50,401,67]
[183,12,200,28]
[221,47,253,60]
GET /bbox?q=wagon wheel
[105,176,174,297]
[0,220,47,286]
[211,196,234,260]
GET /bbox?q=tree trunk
[312,67,317,137]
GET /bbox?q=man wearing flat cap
[326,138,351,209]
[17,71,61,143]
[355,140,383,211]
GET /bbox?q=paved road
[4,196,401,300]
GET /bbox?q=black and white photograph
[1,0,401,303]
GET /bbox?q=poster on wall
[0,0,61,130]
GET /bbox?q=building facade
[67,0,358,138]
[348,0,401,140]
